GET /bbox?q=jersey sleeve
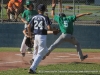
[54,15,60,23]
[45,16,52,26]
[22,11,26,18]
[29,17,34,26]
[67,15,76,22]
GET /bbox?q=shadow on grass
[56,62,97,65]
[70,62,98,65]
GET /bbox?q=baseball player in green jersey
[46,1,92,61]
[20,1,38,56]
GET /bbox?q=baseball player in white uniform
[20,1,38,56]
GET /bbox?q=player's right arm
[51,0,56,18]
[27,16,34,38]
[51,0,59,23]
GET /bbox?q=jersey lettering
[34,20,43,30]
[64,21,68,27]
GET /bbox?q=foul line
[0,61,22,65]
[38,70,100,73]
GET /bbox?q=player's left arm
[27,24,31,37]
[76,13,92,18]
[23,28,30,37]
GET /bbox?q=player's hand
[29,36,32,39]
[26,35,30,38]
[86,12,92,15]
[24,21,28,24]
[52,3,56,8]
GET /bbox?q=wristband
[52,7,55,10]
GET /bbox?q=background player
[46,0,92,61]
[27,4,53,74]
[20,1,38,56]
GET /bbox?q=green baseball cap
[26,1,32,5]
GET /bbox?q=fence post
[1,0,3,23]
[73,0,75,15]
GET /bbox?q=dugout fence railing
[0,0,100,25]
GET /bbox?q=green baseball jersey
[54,15,76,34]
[22,10,38,22]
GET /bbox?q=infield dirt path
[0,52,100,71]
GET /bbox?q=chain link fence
[0,0,100,24]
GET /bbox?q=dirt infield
[0,52,100,71]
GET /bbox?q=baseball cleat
[80,55,88,61]
[21,53,25,57]
[42,55,46,60]
[28,69,36,74]
[46,51,51,56]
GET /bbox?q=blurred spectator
[6,0,24,22]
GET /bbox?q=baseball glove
[25,37,34,48]
[52,27,60,35]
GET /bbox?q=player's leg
[65,34,88,61]
[29,35,47,72]
[32,40,38,60]
[47,34,64,56]
[20,36,27,56]
[30,40,38,64]
[33,42,38,59]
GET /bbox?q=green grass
[0,47,20,52]
[0,63,100,75]
[0,47,100,53]
[0,47,100,75]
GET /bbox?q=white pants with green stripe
[48,33,84,59]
